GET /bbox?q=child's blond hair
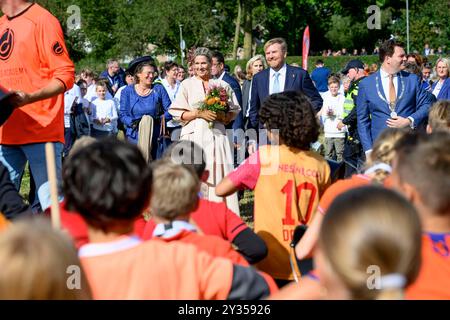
[150,160,200,220]
[428,100,450,133]
[365,128,408,184]
[0,218,92,299]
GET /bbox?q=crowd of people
[320,43,447,58]
[0,0,449,301]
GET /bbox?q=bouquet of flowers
[198,84,230,128]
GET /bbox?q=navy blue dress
[119,84,172,157]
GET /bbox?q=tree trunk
[242,0,252,60]
[232,0,242,60]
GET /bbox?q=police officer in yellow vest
[337,60,367,177]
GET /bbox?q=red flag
[302,25,310,70]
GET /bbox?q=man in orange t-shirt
[0,1,74,213]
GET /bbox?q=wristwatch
[407,116,415,129]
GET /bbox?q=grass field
[19,165,31,203]
[239,190,254,228]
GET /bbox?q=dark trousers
[91,128,114,139]
[343,141,365,178]
[63,127,74,158]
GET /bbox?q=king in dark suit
[248,38,322,129]
[356,39,433,153]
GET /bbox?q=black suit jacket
[248,64,322,129]
[221,72,244,131]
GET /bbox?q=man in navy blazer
[248,38,322,129]
[357,39,433,154]
[211,51,244,131]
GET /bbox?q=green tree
[389,0,450,53]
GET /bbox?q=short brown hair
[379,39,404,63]
[106,59,119,68]
[150,160,200,220]
[428,100,450,132]
[80,68,95,78]
[396,132,450,216]
[328,76,340,85]
[134,61,158,84]
[95,82,108,91]
[264,38,287,53]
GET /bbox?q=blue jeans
[0,142,63,211]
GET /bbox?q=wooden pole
[45,142,61,229]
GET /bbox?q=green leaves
[31,0,448,67]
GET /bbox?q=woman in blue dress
[119,60,172,160]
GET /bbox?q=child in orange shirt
[293,186,421,299]
[150,160,249,266]
[391,132,450,299]
[0,214,8,232]
[63,138,276,299]
[216,91,331,283]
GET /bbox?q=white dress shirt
[269,64,287,95]
[379,67,399,104]
[91,99,118,132]
[162,78,181,102]
[161,78,181,128]
[432,80,443,98]
[246,82,252,118]
[321,92,346,138]
[217,71,225,81]
[64,84,82,128]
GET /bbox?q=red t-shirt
[142,198,248,242]
[59,202,145,249]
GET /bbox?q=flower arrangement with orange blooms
[199,84,230,128]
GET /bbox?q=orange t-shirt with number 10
[0,3,74,144]
[229,144,330,280]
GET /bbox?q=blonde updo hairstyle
[245,55,267,80]
[193,47,212,64]
[365,128,409,184]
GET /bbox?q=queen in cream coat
[169,48,241,215]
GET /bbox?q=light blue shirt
[269,64,287,95]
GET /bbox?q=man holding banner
[248,37,322,129]
[0,0,74,214]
